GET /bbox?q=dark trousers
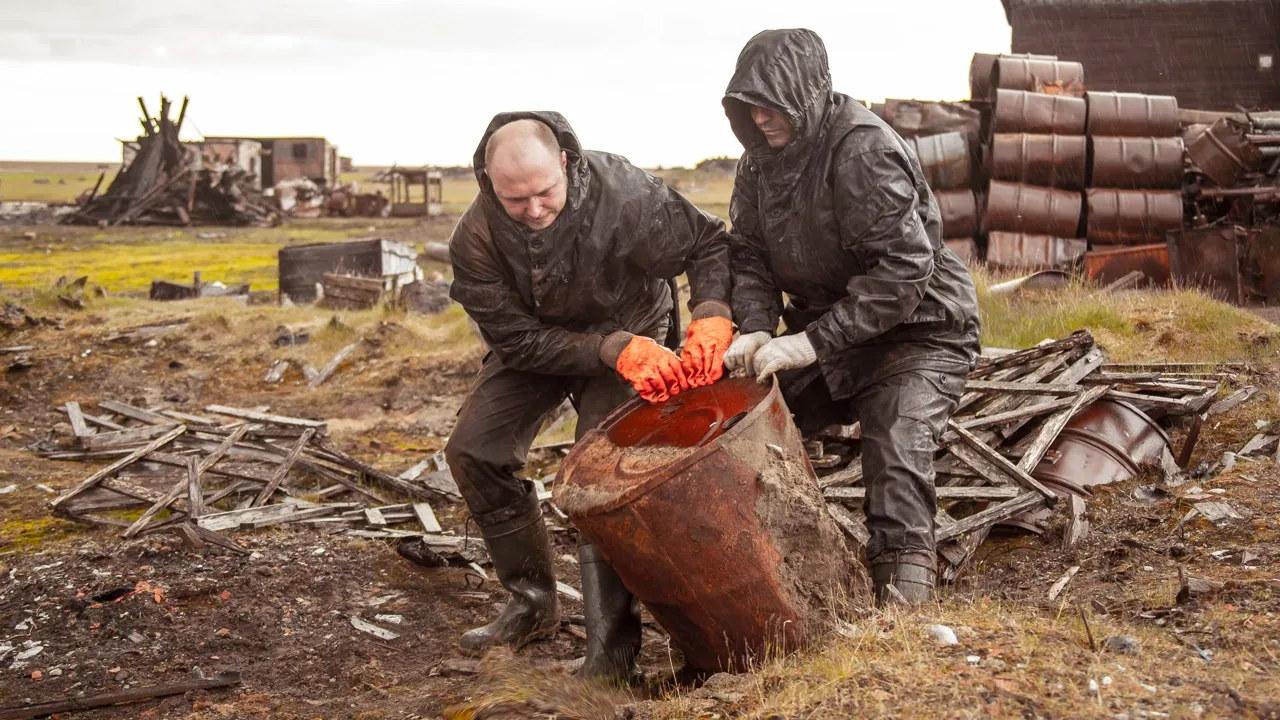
[785,367,966,561]
[445,355,635,526]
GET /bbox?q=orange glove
[616,336,689,403]
[681,317,734,387]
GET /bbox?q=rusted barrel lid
[557,377,776,517]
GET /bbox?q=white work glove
[754,333,818,383]
[723,331,772,377]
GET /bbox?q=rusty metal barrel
[1033,399,1170,497]
[993,90,1088,136]
[1085,189,1184,245]
[983,181,1083,237]
[555,378,853,672]
[1089,136,1185,189]
[986,232,1087,271]
[1187,118,1265,186]
[990,133,1087,189]
[944,238,979,263]
[992,57,1085,96]
[936,188,979,238]
[907,132,970,190]
[970,52,1057,102]
[1086,91,1179,137]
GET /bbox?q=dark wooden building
[1002,0,1280,110]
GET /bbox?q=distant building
[696,157,739,173]
[250,137,339,188]
[199,138,264,190]
[340,156,355,173]
[1002,0,1280,111]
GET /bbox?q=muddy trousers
[786,367,965,576]
[444,354,640,671]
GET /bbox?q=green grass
[973,268,1280,365]
[0,171,116,204]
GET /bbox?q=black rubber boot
[578,543,642,686]
[458,502,560,655]
[871,552,936,606]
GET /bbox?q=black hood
[723,29,833,161]
[471,111,591,227]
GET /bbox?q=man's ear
[560,151,567,171]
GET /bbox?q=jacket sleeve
[622,178,732,309]
[447,201,607,376]
[727,162,783,335]
[805,146,936,357]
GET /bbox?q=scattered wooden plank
[79,423,183,451]
[50,426,187,508]
[364,507,388,528]
[971,331,1094,378]
[556,582,583,602]
[1207,386,1259,416]
[1062,495,1089,550]
[948,422,1058,502]
[160,409,220,426]
[312,438,435,501]
[1193,501,1246,524]
[817,458,863,489]
[398,459,434,483]
[1017,385,1111,473]
[946,397,1080,442]
[203,404,327,431]
[826,503,870,546]
[1239,433,1279,457]
[349,616,399,641]
[963,380,1084,396]
[248,505,337,529]
[1105,390,1192,412]
[176,522,206,550]
[185,455,202,519]
[65,402,93,437]
[264,359,289,383]
[413,503,442,533]
[824,486,1022,502]
[0,672,242,720]
[98,400,174,426]
[198,502,315,532]
[939,529,988,584]
[975,352,1073,418]
[344,529,421,539]
[0,345,35,355]
[56,405,128,431]
[936,492,1044,542]
[252,428,316,507]
[1047,565,1081,601]
[308,340,362,390]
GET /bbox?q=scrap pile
[32,401,469,555]
[816,330,1241,582]
[64,96,280,228]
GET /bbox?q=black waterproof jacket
[448,111,732,376]
[724,30,981,400]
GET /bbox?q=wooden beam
[0,672,241,720]
[49,426,186,508]
[936,492,1044,542]
[203,405,327,431]
[1016,385,1111,473]
[963,380,1084,395]
[65,402,93,437]
[252,428,317,507]
[79,423,182,451]
[185,455,202,519]
[824,486,1022,502]
[98,400,174,426]
[947,421,1058,502]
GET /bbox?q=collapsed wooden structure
[63,96,280,227]
[37,401,468,554]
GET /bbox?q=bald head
[484,119,568,231]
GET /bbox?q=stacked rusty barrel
[976,56,1091,273]
[1081,91,1185,286]
[873,100,983,261]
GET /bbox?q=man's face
[490,151,568,231]
[750,105,793,149]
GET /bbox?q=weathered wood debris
[33,400,465,551]
[814,330,1249,583]
[63,95,280,227]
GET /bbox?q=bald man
[441,112,733,683]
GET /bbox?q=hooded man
[442,112,734,682]
[720,30,981,604]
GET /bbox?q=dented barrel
[1089,136,1185,189]
[993,90,1088,136]
[1033,399,1170,496]
[983,181,1083,237]
[908,132,970,190]
[970,52,1057,102]
[555,378,853,672]
[1187,118,1265,186]
[1086,189,1183,246]
[986,232,1087,271]
[992,57,1085,97]
[990,133,1087,189]
[1086,91,1179,137]
[936,188,979,238]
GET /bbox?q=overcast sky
[0,0,1011,168]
